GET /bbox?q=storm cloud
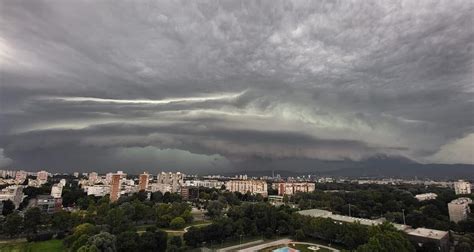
[0,0,473,173]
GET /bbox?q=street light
[402,209,406,225]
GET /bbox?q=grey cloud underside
[0,0,473,172]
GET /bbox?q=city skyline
[1,0,473,175]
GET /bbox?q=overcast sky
[0,0,473,174]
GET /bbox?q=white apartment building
[88,172,99,183]
[275,182,316,196]
[448,197,472,223]
[86,185,111,197]
[454,180,471,195]
[37,170,48,184]
[184,179,224,189]
[148,183,172,193]
[0,185,24,208]
[50,184,63,198]
[157,172,184,193]
[15,170,27,182]
[225,180,268,197]
[415,193,438,201]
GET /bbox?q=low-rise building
[406,228,449,252]
[184,179,224,189]
[298,209,449,252]
[448,197,472,223]
[86,185,111,197]
[31,195,62,214]
[414,193,438,201]
[275,182,315,196]
[148,183,172,193]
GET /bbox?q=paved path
[231,239,340,252]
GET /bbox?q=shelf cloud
[0,0,473,173]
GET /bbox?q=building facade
[225,180,268,197]
[448,197,472,223]
[50,184,63,198]
[275,182,315,196]
[109,174,122,202]
[454,180,471,195]
[0,185,24,208]
[157,172,184,193]
[138,172,150,191]
[36,170,48,184]
[415,193,438,201]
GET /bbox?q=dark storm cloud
[0,0,473,172]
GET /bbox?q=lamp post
[402,209,406,225]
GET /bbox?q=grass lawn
[0,239,64,252]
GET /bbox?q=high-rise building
[37,170,48,184]
[15,170,27,182]
[275,182,315,196]
[73,172,79,178]
[157,172,184,193]
[50,184,63,198]
[225,180,268,197]
[454,180,471,195]
[138,172,150,191]
[0,185,24,208]
[109,174,122,202]
[448,197,472,223]
[180,186,190,200]
[88,172,99,183]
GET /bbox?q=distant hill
[229,155,474,180]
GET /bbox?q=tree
[170,217,186,230]
[206,200,224,219]
[64,223,99,249]
[3,212,23,237]
[139,230,168,252]
[105,208,132,234]
[79,232,117,252]
[51,210,74,232]
[168,236,184,252]
[24,207,42,234]
[116,231,139,252]
[150,191,163,203]
[356,223,414,252]
[1,200,15,216]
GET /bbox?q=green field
[0,239,64,252]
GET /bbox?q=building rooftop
[449,197,473,205]
[298,209,410,231]
[406,228,448,240]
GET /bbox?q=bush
[169,217,186,230]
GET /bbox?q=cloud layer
[0,0,473,173]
